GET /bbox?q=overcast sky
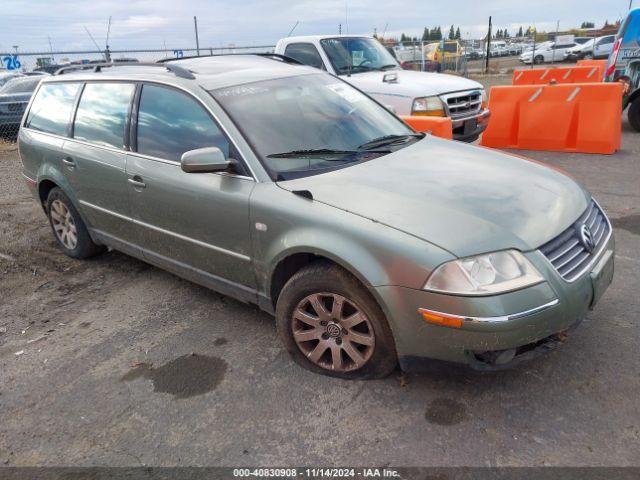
[0,0,635,53]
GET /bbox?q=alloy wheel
[291,293,375,372]
[50,199,78,250]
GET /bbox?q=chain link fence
[0,39,513,143]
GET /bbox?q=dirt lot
[1,102,639,466]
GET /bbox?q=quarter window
[136,84,229,162]
[284,43,325,69]
[25,82,81,136]
[74,82,135,149]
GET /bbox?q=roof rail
[53,62,196,79]
[157,52,302,65]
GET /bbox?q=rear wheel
[629,100,640,133]
[46,187,105,259]
[275,261,397,379]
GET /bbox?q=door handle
[62,157,75,169]
[128,177,146,189]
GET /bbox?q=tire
[534,55,544,65]
[46,187,105,259]
[275,261,397,379]
[629,100,640,133]
[584,53,594,60]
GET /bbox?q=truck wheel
[534,55,544,64]
[275,261,397,379]
[629,100,640,133]
[46,187,106,259]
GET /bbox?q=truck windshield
[210,74,419,180]
[320,37,400,75]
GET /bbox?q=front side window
[320,37,399,75]
[284,43,325,69]
[211,74,418,180]
[25,82,81,136]
[136,84,229,162]
[74,82,135,149]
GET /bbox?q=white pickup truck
[275,35,490,142]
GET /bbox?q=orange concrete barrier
[400,115,453,139]
[577,59,607,81]
[512,66,604,85]
[480,82,623,154]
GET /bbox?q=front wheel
[275,261,397,379]
[534,55,545,65]
[629,100,640,132]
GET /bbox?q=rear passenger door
[62,81,136,242]
[126,83,256,294]
[284,43,326,70]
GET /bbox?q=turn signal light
[412,109,446,117]
[418,308,463,328]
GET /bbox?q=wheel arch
[267,245,388,314]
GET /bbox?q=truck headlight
[424,250,544,295]
[411,96,445,117]
[481,89,488,109]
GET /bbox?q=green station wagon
[18,55,615,378]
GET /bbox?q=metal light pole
[194,16,200,56]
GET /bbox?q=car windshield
[210,74,419,180]
[320,37,400,75]
[0,77,40,94]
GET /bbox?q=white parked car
[275,35,490,142]
[586,35,616,59]
[519,41,578,64]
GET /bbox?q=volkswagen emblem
[579,224,596,253]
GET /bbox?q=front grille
[539,200,611,282]
[441,90,482,118]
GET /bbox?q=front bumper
[375,235,615,371]
[451,109,490,142]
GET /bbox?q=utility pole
[485,16,492,74]
[194,16,200,56]
[551,20,559,64]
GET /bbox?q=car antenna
[286,21,300,37]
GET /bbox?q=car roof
[40,55,319,91]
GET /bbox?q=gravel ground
[0,105,639,467]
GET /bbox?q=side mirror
[181,147,231,173]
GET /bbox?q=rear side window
[284,43,325,69]
[74,82,135,149]
[136,84,229,161]
[25,82,80,136]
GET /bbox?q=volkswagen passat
[18,56,614,378]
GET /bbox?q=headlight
[412,96,445,117]
[481,89,488,109]
[424,250,544,295]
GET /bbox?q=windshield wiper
[357,133,424,151]
[267,149,358,159]
[378,64,398,71]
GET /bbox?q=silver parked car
[17,57,614,378]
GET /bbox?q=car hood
[277,137,589,258]
[342,69,484,98]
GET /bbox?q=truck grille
[440,90,482,118]
[539,200,611,282]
